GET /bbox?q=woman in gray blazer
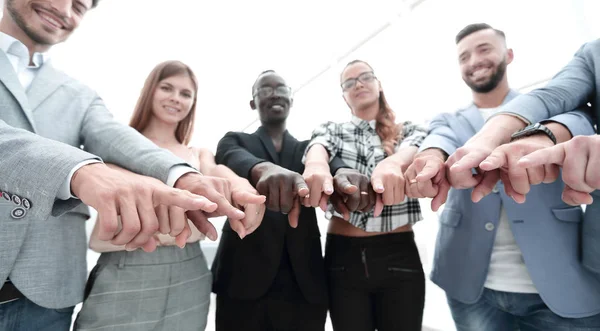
[74,60,264,331]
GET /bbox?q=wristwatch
[510,123,557,145]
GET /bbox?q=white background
[3,0,600,330]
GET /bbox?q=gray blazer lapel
[0,51,36,132]
[27,60,68,111]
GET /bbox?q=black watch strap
[510,123,557,145]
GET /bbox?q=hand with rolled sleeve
[404,148,450,212]
[370,147,416,206]
[446,114,527,201]
[474,111,595,204]
[517,135,600,205]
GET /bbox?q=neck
[0,16,51,64]
[353,101,379,121]
[141,118,180,146]
[472,78,510,109]
[261,121,286,140]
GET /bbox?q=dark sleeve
[329,156,350,176]
[215,132,267,180]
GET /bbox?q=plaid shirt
[306,116,427,232]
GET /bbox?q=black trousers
[325,232,425,331]
[216,249,327,331]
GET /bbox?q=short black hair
[251,70,276,96]
[455,23,505,44]
[92,0,100,8]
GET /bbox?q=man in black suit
[212,70,352,331]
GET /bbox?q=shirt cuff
[58,159,102,200]
[166,165,200,187]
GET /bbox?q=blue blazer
[421,90,600,318]
[501,39,600,277]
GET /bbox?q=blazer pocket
[439,208,462,227]
[552,206,583,223]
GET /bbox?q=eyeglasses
[253,85,293,98]
[341,71,377,91]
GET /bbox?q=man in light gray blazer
[0,1,261,330]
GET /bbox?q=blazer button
[12,195,21,205]
[22,198,31,209]
[485,222,495,231]
[11,207,26,219]
[2,192,10,202]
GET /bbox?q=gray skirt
[74,244,212,331]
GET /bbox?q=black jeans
[325,232,425,331]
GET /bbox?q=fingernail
[451,163,459,168]
[410,179,418,184]
[377,185,384,191]
[125,246,136,252]
[473,192,483,202]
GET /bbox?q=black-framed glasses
[253,85,293,98]
[341,71,377,91]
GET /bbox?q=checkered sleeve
[398,121,428,149]
[305,121,343,163]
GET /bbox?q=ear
[250,99,256,110]
[289,98,294,108]
[378,81,383,92]
[506,48,514,65]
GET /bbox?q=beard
[464,59,507,93]
[7,0,57,46]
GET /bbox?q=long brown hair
[342,60,403,156]
[129,60,198,145]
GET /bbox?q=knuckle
[100,220,118,233]
[144,222,159,234]
[122,222,141,236]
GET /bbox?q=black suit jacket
[211,126,347,304]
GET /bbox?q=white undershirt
[479,107,538,294]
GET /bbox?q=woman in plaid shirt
[303,60,428,331]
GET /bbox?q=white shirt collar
[351,115,377,131]
[0,32,50,68]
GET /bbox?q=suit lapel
[0,51,36,132]
[280,131,298,170]
[256,126,280,164]
[27,60,68,112]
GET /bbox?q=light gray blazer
[0,52,186,309]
